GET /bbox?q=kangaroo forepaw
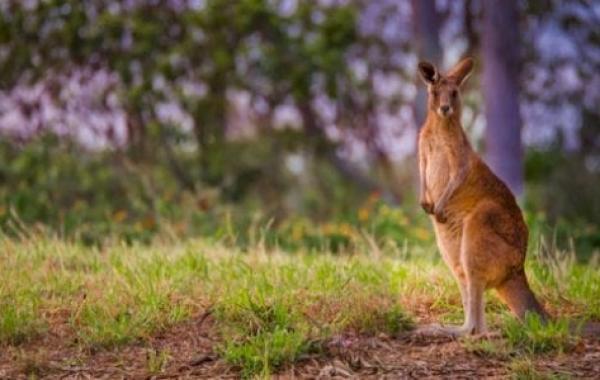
[432,202,448,223]
[420,201,434,214]
[434,210,447,223]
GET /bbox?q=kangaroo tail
[495,269,548,321]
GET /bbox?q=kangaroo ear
[418,61,439,85]
[447,57,474,86]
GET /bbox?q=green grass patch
[146,348,171,375]
[508,357,549,380]
[222,327,311,378]
[0,229,598,377]
[502,313,580,354]
[211,255,415,377]
[461,336,510,359]
[0,292,46,345]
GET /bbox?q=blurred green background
[0,0,597,256]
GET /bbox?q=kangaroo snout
[438,104,452,117]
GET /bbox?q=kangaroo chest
[424,134,456,201]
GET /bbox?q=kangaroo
[417,57,547,336]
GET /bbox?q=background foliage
[0,0,597,257]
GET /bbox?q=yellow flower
[291,223,304,241]
[338,223,355,238]
[414,227,431,241]
[322,223,336,235]
[113,210,128,223]
[396,213,409,226]
[358,207,370,222]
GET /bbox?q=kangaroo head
[418,57,474,119]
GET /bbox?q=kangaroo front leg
[419,147,434,215]
[434,156,470,223]
[420,178,434,214]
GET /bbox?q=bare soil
[1,312,599,379]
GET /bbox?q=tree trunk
[412,0,441,127]
[412,0,441,200]
[482,0,524,197]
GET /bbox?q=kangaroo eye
[451,90,458,98]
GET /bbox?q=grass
[508,357,547,380]
[502,313,580,354]
[461,336,510,359]
[146,348,171,374]
[0,231,598,377]
[0,290,45,345]
[461,312,580,361]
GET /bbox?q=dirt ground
[1,312,599,379]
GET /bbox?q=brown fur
[417,57,547,335]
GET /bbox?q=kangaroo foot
[415,323,487,338]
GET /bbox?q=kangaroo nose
[440,105,450,114]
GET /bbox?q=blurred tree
[0,0,410,214]
[412,0,441,127]
[482,0,524,196]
